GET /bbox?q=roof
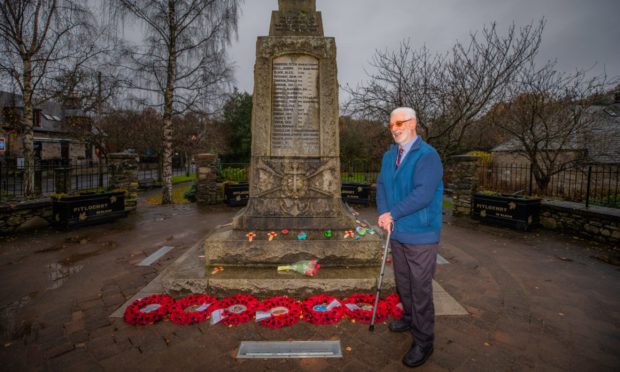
[1,90,91,134]
[491,103,620,164]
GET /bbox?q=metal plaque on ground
[237,341,342,359]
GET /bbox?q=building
[0,91,97,167]
[491,93,620,166]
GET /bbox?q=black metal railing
[0,161,110,201]
[0,160,198,202]
[477,163,620,209]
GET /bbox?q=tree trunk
[22,58,36,196]
[161,0,177,205]
[532,165,551,193]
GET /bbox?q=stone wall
[442,154,618,247]
[41,142,61,159]
[195,153,219,205]
[108,152,139,212]
[540,200,620,247]
[0,199,52,234]
[446,155,479,216]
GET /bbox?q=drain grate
[237,341,342,359]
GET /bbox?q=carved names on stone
[272,13,320,34]
[271,54,320,157]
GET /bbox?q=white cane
[369,223,392,331]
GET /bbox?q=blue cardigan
[376,139,444,244]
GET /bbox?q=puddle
[0,294,36,341]
[47,263,84,289]
[35,243,66,254]
[60,241,118,265]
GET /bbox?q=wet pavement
[0,199,618,371]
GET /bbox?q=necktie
[396,147,404,168]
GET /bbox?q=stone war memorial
[162,0,388,295]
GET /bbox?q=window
[33,110,41,127]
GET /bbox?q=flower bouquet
[277,260,320,276]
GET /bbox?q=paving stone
[79,298,104,311]
[47,349,99,372]
[45,341,75,359]
[66,329,89,344]
[86,336,124,361]
[98,347,144,371]
[102,293,126,307]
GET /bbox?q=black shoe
[388,319,411,332]
[402,344,433,368]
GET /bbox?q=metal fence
[0,160,196,202]
[215,161,381,184]
[478,163,620,208]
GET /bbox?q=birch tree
[112,0,240,204]
[0,0,95,195]
[492,61,611,191]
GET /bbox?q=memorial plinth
[217,0,381,267]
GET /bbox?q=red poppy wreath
[256,296,302,329]
[123,294,174,326]
[301,294,344,325]
[342,293,389,324]
[168,294,217,325]
[385,293,404,320]
[208,294,260,326]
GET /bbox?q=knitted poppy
[301,294,344,325]
[342,293,389,324]
[123,294,174,326]
[168,294,217,325]
[385,293,404,320]
[256,296,302,329]
[207,294,261,326]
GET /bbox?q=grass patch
[145,184,192,205]
[172,174,196,184]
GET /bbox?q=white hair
[390,107,417,120]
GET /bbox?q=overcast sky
[228,0,620,100]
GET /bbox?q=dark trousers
[390,240,438,346]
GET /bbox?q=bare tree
[492,61,612,191]
[345,21,545,160]
[110,0,240,204]
[0,0,96,195]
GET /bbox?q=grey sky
[228,0,620,100]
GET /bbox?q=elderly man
[376,107,444,368]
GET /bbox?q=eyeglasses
[388,118,414,130]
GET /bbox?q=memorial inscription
[273,13,320,34]
[271,54,320,157]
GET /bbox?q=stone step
[160,234,393,296]
[205,227,384,267]
[204,265,395,297]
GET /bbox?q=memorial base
[160,233,393,297]
[204,226,383,267]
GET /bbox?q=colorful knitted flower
[301,295,344,325]
[123,294,174,326]
[342,293,389,324]
[168,294,217,325]
[256,296,302,329]
[207,294,261,326]
[385,293,404,320]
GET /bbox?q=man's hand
[378,212,393,231]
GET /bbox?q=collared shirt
[397,135,419,166]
